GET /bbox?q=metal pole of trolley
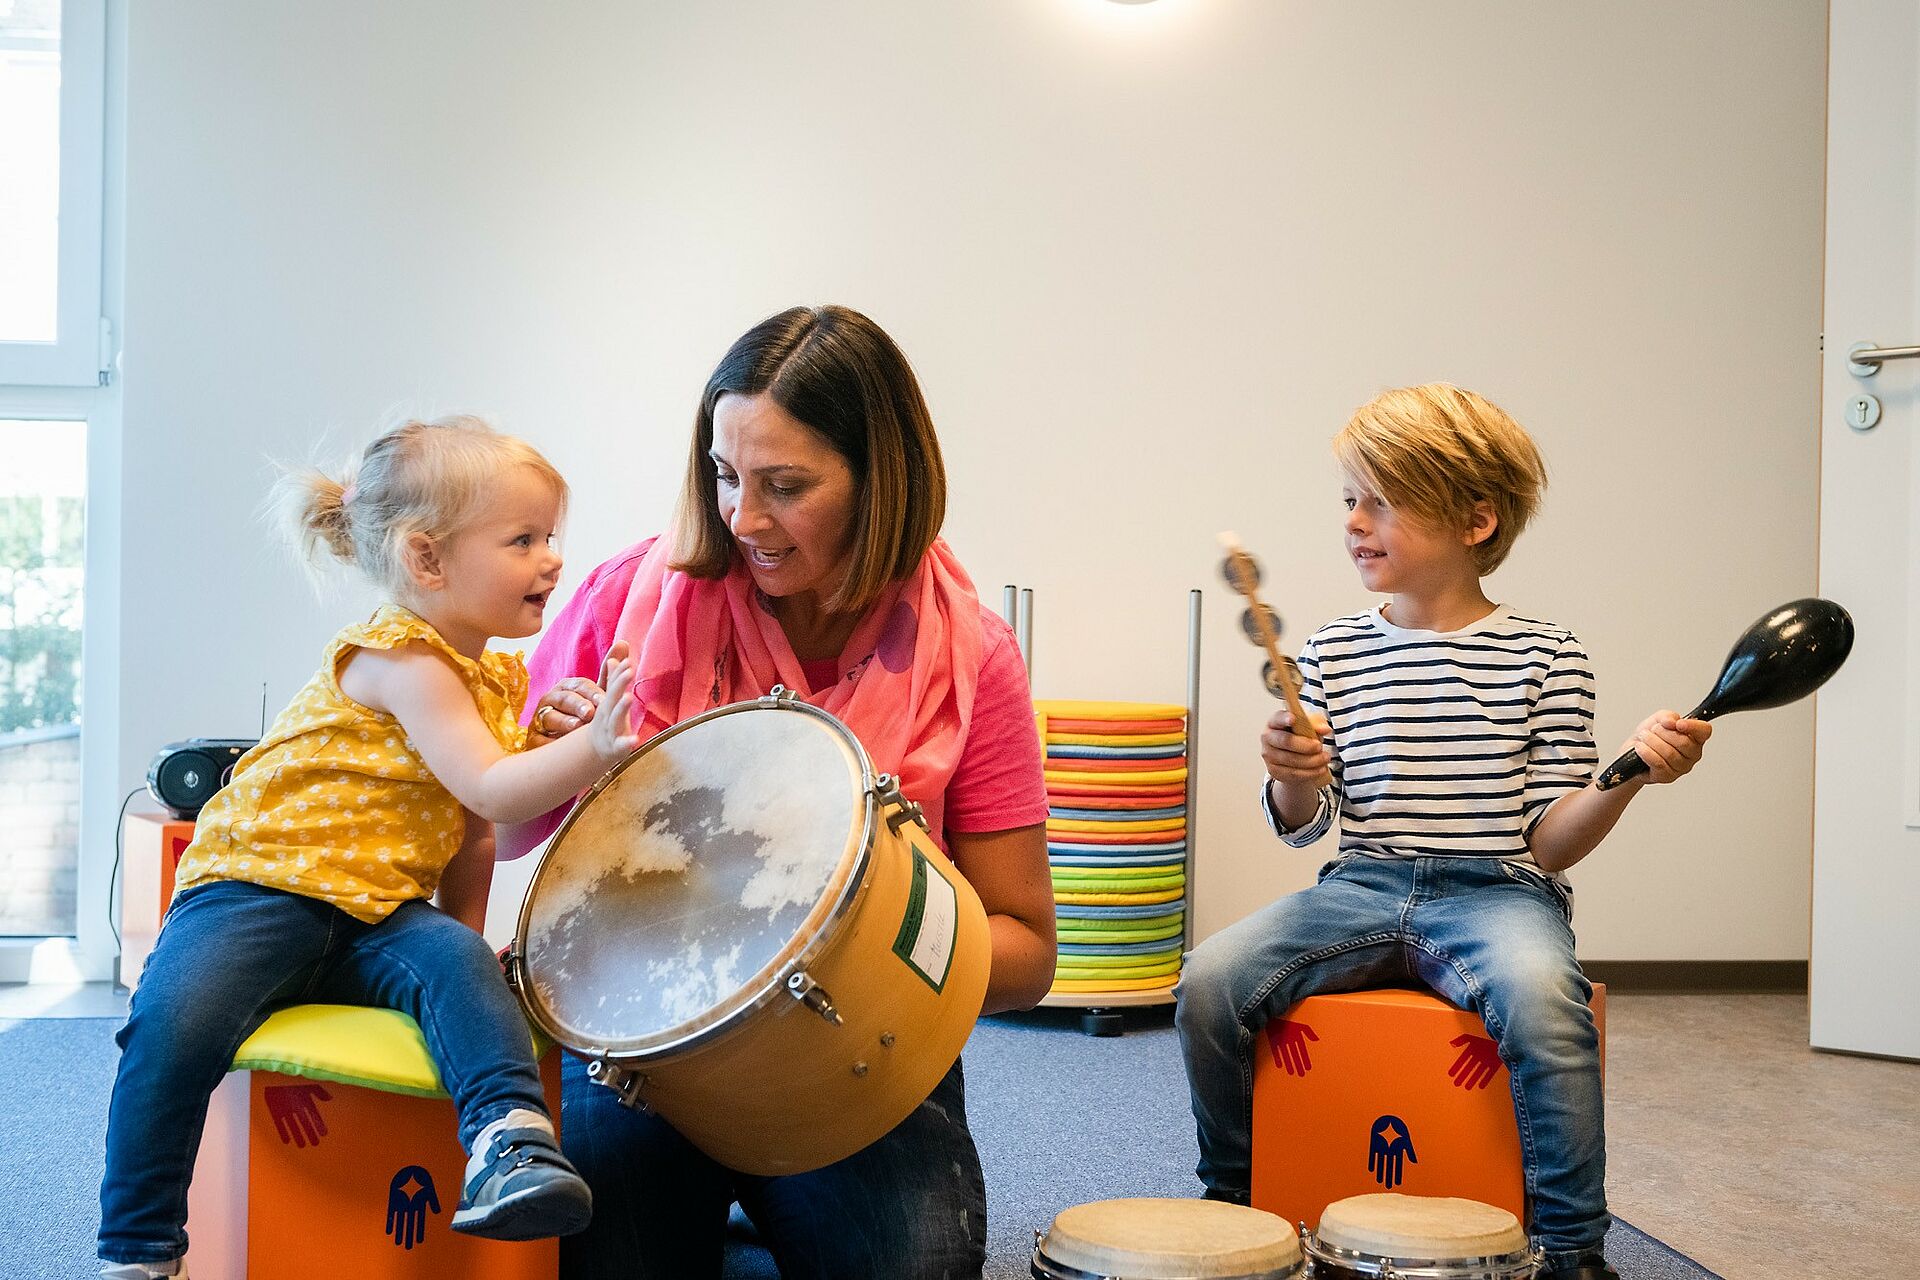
[1017,589,1035,684]
[1185,589,1201,958]
[1003,584,1031,687]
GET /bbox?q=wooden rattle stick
[1216,531,1313,733]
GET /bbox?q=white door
[1811,0,1920,1060]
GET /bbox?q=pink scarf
[613,536,983,810]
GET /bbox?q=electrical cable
[105,785,143,952]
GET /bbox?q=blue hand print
[1366,1114,1418,1190]
[385,1164,440,1250]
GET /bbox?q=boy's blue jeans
[1175,855,1606,1271]
[98,879,549,1266]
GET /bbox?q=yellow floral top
[172,605,530,923]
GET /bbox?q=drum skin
[1031,1197,1303,1280]
[628,811,988,1174]
[513,699,991,1176]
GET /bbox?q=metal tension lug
[497,942,522,995]
[761,684,800,709]
[787,970,843,1026]
[586,1056,648,1111]
[873,772,930,834]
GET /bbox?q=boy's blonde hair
[1333,384,1546,574]
[274,415,568,598]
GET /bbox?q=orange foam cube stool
[1250,984,1605,1229]
[119,812,197,990]
[186,1004,561,1279]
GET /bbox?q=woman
[502,305,1056,1279]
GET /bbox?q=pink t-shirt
[511,542,1047,855]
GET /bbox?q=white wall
[115,0,1828,961]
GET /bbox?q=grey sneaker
[451,1117,593,1240]
[100,1263,185,1279]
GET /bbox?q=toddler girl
[98,416,639,1278]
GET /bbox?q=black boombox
[146,739,257,820]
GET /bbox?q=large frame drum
[506,689,991,1175]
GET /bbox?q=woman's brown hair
[668,305,948,615]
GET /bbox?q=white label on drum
[893,850,957,993]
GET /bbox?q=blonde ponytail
[271,464,360,571]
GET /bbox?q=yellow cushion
[1047,816,1187,834]
[1049,975,1178,992]
[1054,887,1185,906]
[1045,767,1189,786]
[1034,699,1189,721]
[1045,730,1189,747]
[229,1004,547,1100]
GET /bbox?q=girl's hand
[1620,710,1712,784]
[347,638,637,825]
[1261,705,1334,790]
[528,640,628,745]
[589,654,642,763]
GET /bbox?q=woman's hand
[528,640,629,746]
[1618,709,1712,785]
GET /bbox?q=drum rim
[1030,1243,1304,1280]
[510,693,880,1060]
[1300,1228,1541,1279]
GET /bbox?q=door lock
[1845,393,1881,432]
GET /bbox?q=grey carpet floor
[4,1011,1715,1278]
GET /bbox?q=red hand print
[263,1082,332,1147]
[1446,1033,1504,1090]
[1265,1019,1320,1076]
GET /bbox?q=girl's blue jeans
[1174,855,1607,1272]
[97,879,549,1266]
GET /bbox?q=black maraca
[1595,598,1855,790]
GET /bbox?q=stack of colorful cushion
[1035,699,1189,999]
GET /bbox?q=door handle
[1847,341,1920,376]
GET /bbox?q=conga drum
[1301,1194,1541,1279]
[1030,1198,1304,1279]
[505,689,991,1176]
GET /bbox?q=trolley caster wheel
[1080,1009,1124,1037]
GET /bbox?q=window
[0,418,85,936]
[0,0,107,386]
[0,0,111,967]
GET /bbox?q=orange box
[186,1032,562,1278]
[1251,984,1605,1228]
[119,812,196,990]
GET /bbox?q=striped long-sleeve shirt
[1260,606,1598,870]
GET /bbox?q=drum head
[1036,1198,1302,1279]
[516,702,868,1056]
[1316,1193,1528,1261]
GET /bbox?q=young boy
[1175,384,1711,1280]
